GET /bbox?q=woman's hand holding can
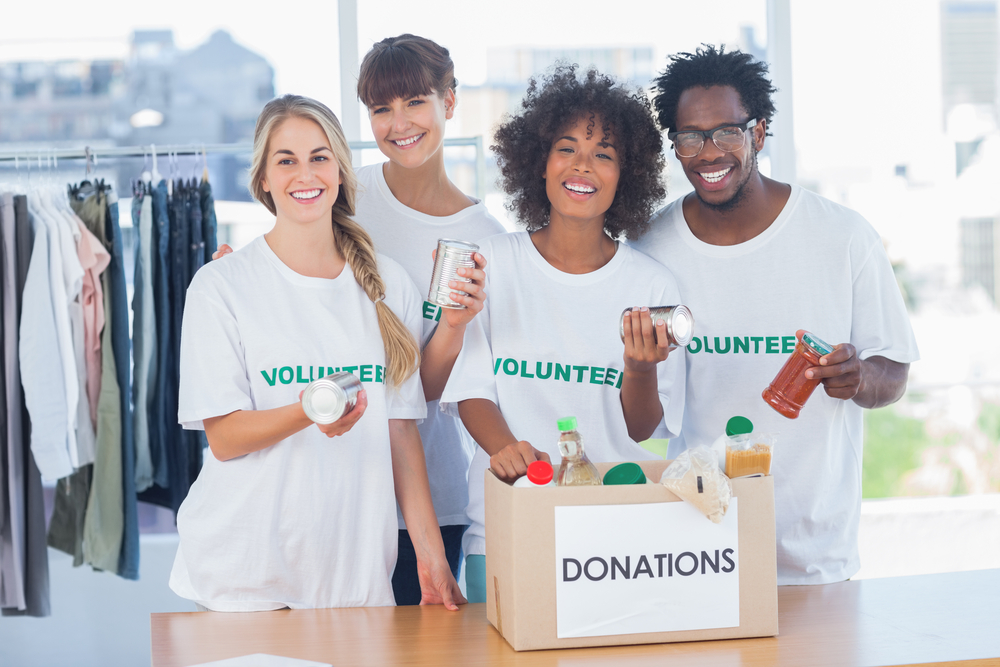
[314,389,368,438]
[621,307,671,372]
[431,249,488,328]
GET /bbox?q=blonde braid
[332,215,420,387]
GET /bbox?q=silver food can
[428,239,479,309]
[300,372,363,424]
[619,305,696,349]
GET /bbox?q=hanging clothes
[1,150,222,613]
[47,185,107,569]
[1,193,27,611]
[138,182,216,511]
[52,183,138,579]
[200,177,217,266]
[81,277,123,572]
[150,179,171,490]
[133,188,156,492]
[106,189,139,580]
[2,191,51,617]
[19,193,72,480]
[39,193,87,469]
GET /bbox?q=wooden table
[151,569,1000,667]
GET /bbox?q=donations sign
[554,499,740,638]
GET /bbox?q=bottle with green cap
[712,416,754,473]
[555,417,602,486]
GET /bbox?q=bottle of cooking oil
[555,417,602,486]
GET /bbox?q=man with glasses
[634,45,919,585]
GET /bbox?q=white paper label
[554,498,739,638]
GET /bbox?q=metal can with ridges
[427,239,479,309]
[619,304,695,349]
[301,372,363,424]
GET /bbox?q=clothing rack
[0,143,251,162]
[0,137,487,198]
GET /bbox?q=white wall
[0,535,189,667]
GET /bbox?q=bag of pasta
[659,445,732,524]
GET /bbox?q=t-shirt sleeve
[439,258,498,418]
[384,265,428,421]
[851,239,920,364]
[177,281,254,430]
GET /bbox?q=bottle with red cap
[512,460,556,488]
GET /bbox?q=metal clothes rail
[0,137,488,199]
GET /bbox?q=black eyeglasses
[667,119,757,158]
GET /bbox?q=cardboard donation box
[484,460,778,651]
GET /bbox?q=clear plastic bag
[659,445,732,523]
[725,433,776,478]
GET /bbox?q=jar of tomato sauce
[762,332,835,419]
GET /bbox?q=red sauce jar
[762,332,835,419]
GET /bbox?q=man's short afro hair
[491,64,665,240]
[652,44,776,134]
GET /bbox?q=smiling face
[543,114,621,227]
[368,89,454,169]
[261,116,342,225]
[674,85,765,212]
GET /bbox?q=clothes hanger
[76,146,96,196]
[141,145,153,186]
[152,143,161,184]
[167,149,174,198]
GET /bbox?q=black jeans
[392,524,467,606]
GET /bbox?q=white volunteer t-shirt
[440,232,686,558]
[633,185,920,586]
[354,163,507,528]
[170,235,426,611]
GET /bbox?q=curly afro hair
[491,64,665,241]
[652,45,776,135]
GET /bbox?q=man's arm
[803,332,910,409]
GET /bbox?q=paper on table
[187,654,331,667]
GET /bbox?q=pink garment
[76,218,111,428]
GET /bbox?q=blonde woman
[216,35,503,606]
[170,94,464,611]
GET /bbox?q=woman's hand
[390,419,466,611]
[434,250,487,329]
[489,441,550,483]
[300,389,368,438]
[621,306,670,373]
[212,244,234,261]
[418,557,467,610]
[619,307,670,442]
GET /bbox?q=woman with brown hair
[171,94,464,611]
[352,33,505,605]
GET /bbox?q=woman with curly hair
[440,65,686,602]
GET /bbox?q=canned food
[619,305,695,348]
[428,239,479,309]
[301,372,363,424]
